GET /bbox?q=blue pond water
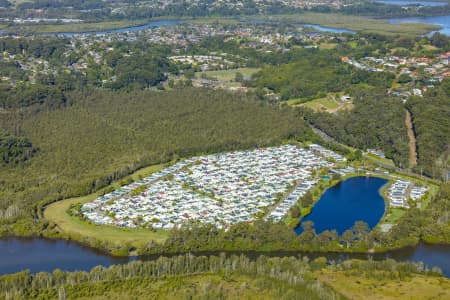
[376,0,448,6]
[389,15,450,35]
[296,176,387,235]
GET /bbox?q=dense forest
[0,253,443,300]
[301,92,410,168]
[0,130,36,165]
[407,79,450,178]
[0,88,313,234]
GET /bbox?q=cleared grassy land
[366,153,396,168]
[44,162,171,248]
[383,207,407,224]
[303,97,340,111]
[290,94,354,113]
[319,270,450,300]
[319,43,338,50]
[262,13,439,36]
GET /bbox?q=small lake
[0,237,449,277]
[376,0,448,6]
[389,15,450,35]
[296,176,387,235]
[55,20,182,37]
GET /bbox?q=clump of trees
[0,130,36,164]
[146,219,373,254]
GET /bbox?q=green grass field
[366,153,396,168]
[319,270,450,300]
[319,43,338,50]
[291,94,354,113]
[383,208,407,224]
[302,97,340,111]
[44,162,172,249]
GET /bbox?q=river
[54,20,183,37]
[0,237,449,277]
[376,0,448,6]
[389,15,450,35]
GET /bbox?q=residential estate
[81,144,344,229]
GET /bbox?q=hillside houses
[342,51,450,98]
[82,144,339,229]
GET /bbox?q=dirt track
[405,110,417,169]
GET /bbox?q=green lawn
[319,43,338,50]
[366,153,396,168]
[293,94,353,113]
[303,97,340,111]
[383,208,407,224]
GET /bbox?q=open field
[366,153,397,168]
[261,13,440,36]
[383,207,407,224]
[44,162,171,248]
[319,270,450,300]
[319,43,338,50]
[289,94,354,113]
